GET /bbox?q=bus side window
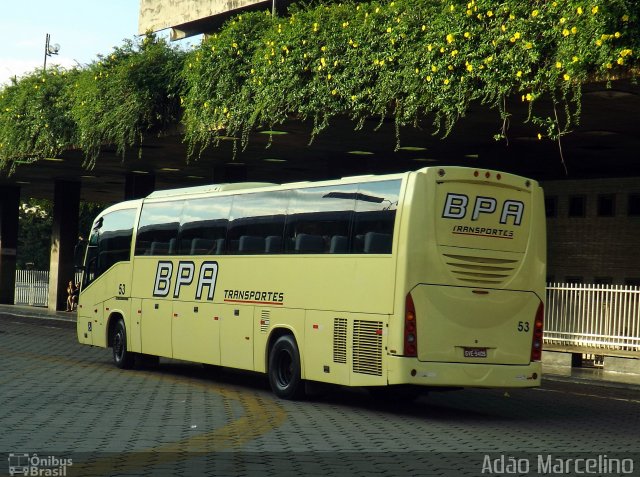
[285,185,356,254]
[136,201,183,256]
[84,209,136,288]
[352,180,401,254]
[180,196,231,255]
[227,192,288,255]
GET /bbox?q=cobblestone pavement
[1,315,639,476]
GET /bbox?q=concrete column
[48,180,81,312]
[0,186,20,305]
[125,172,155,200]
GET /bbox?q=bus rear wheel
[112,319,134,369]
[268,335,305,400]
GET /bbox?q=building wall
[139,0,267,38]
[542,177,640,285]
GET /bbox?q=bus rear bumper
[387,356,541,388]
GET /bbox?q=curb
[543,373,640,392]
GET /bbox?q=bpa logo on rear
[442,193,524,226]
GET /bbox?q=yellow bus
[77,166,545,399]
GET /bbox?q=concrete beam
[48,181,80,312]
[139,0,268,37]
[0,186,20,305]
[125,172,155,200]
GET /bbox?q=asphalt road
[1,314,639,477]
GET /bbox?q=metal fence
[11,275,640,356]
[14,270,50,307]
[14,270,82,308]
[545,283,640,356]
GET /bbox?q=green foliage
[70,35,185,167]
[1,2,639,171]
[182,0,639,152]
[17,199,52,269]
[0,68,76,172]
[16,199,105,270]
[0,35,185,171]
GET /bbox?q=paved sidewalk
[0,303,77,323]
[2,303,639,391]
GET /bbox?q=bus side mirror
[74,240,87,269]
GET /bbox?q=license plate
[464,347,487,358]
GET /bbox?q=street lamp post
[43,33,60,71]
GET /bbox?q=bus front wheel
[268,335,305,400]
[112,319,134,369]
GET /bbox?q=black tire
[112,319,135,369]
[268,334,305,400]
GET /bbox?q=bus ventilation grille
[260,310,270,333]
[352,320,383,376]
[333,318,347,364]
[443,253,519,285]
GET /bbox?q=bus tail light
[531,302,544,362]
[404,293,418,357]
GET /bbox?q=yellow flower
[321,46,326,52]
[577,6,583,15]
[622,14,629,21]
[466,63,473,72]
[560,17,566,24]
[537,133,542,140]
[514,32,521,39]
[615,31,621,38]
[562,29,570,37]
[440,47,445,53]
[516,70,522,77]
[571,26,577,34]
[444,78,450,85]
[525,42,533,49]
[572,56,579,63]
[464,32,471,38]
[555,61,562,68]
[617,57,624,65]
[487,10,493,17]
[426,75,432,82]
[387,27,392,33]
[331,89,337,95]
[327,74,332,80]
[501,25,506,32]
[563,73,570,80]
[532,9,539,17]
[526,93,533,101]
[415,68,420,74]
[451,50,458,56]
[596,39,602,46]
[422,25,426,31]
[446,33,454,43]
[467,9,472,16]
[351,95,357,101]
[342,21,349,28]
[431,65,438,72]
[606,62,612,69]
[592,6,598,14]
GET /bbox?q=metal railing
[14,270,82,308]
[545,283,640,356]
[11,274,640,356]
[14,270,50,307]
